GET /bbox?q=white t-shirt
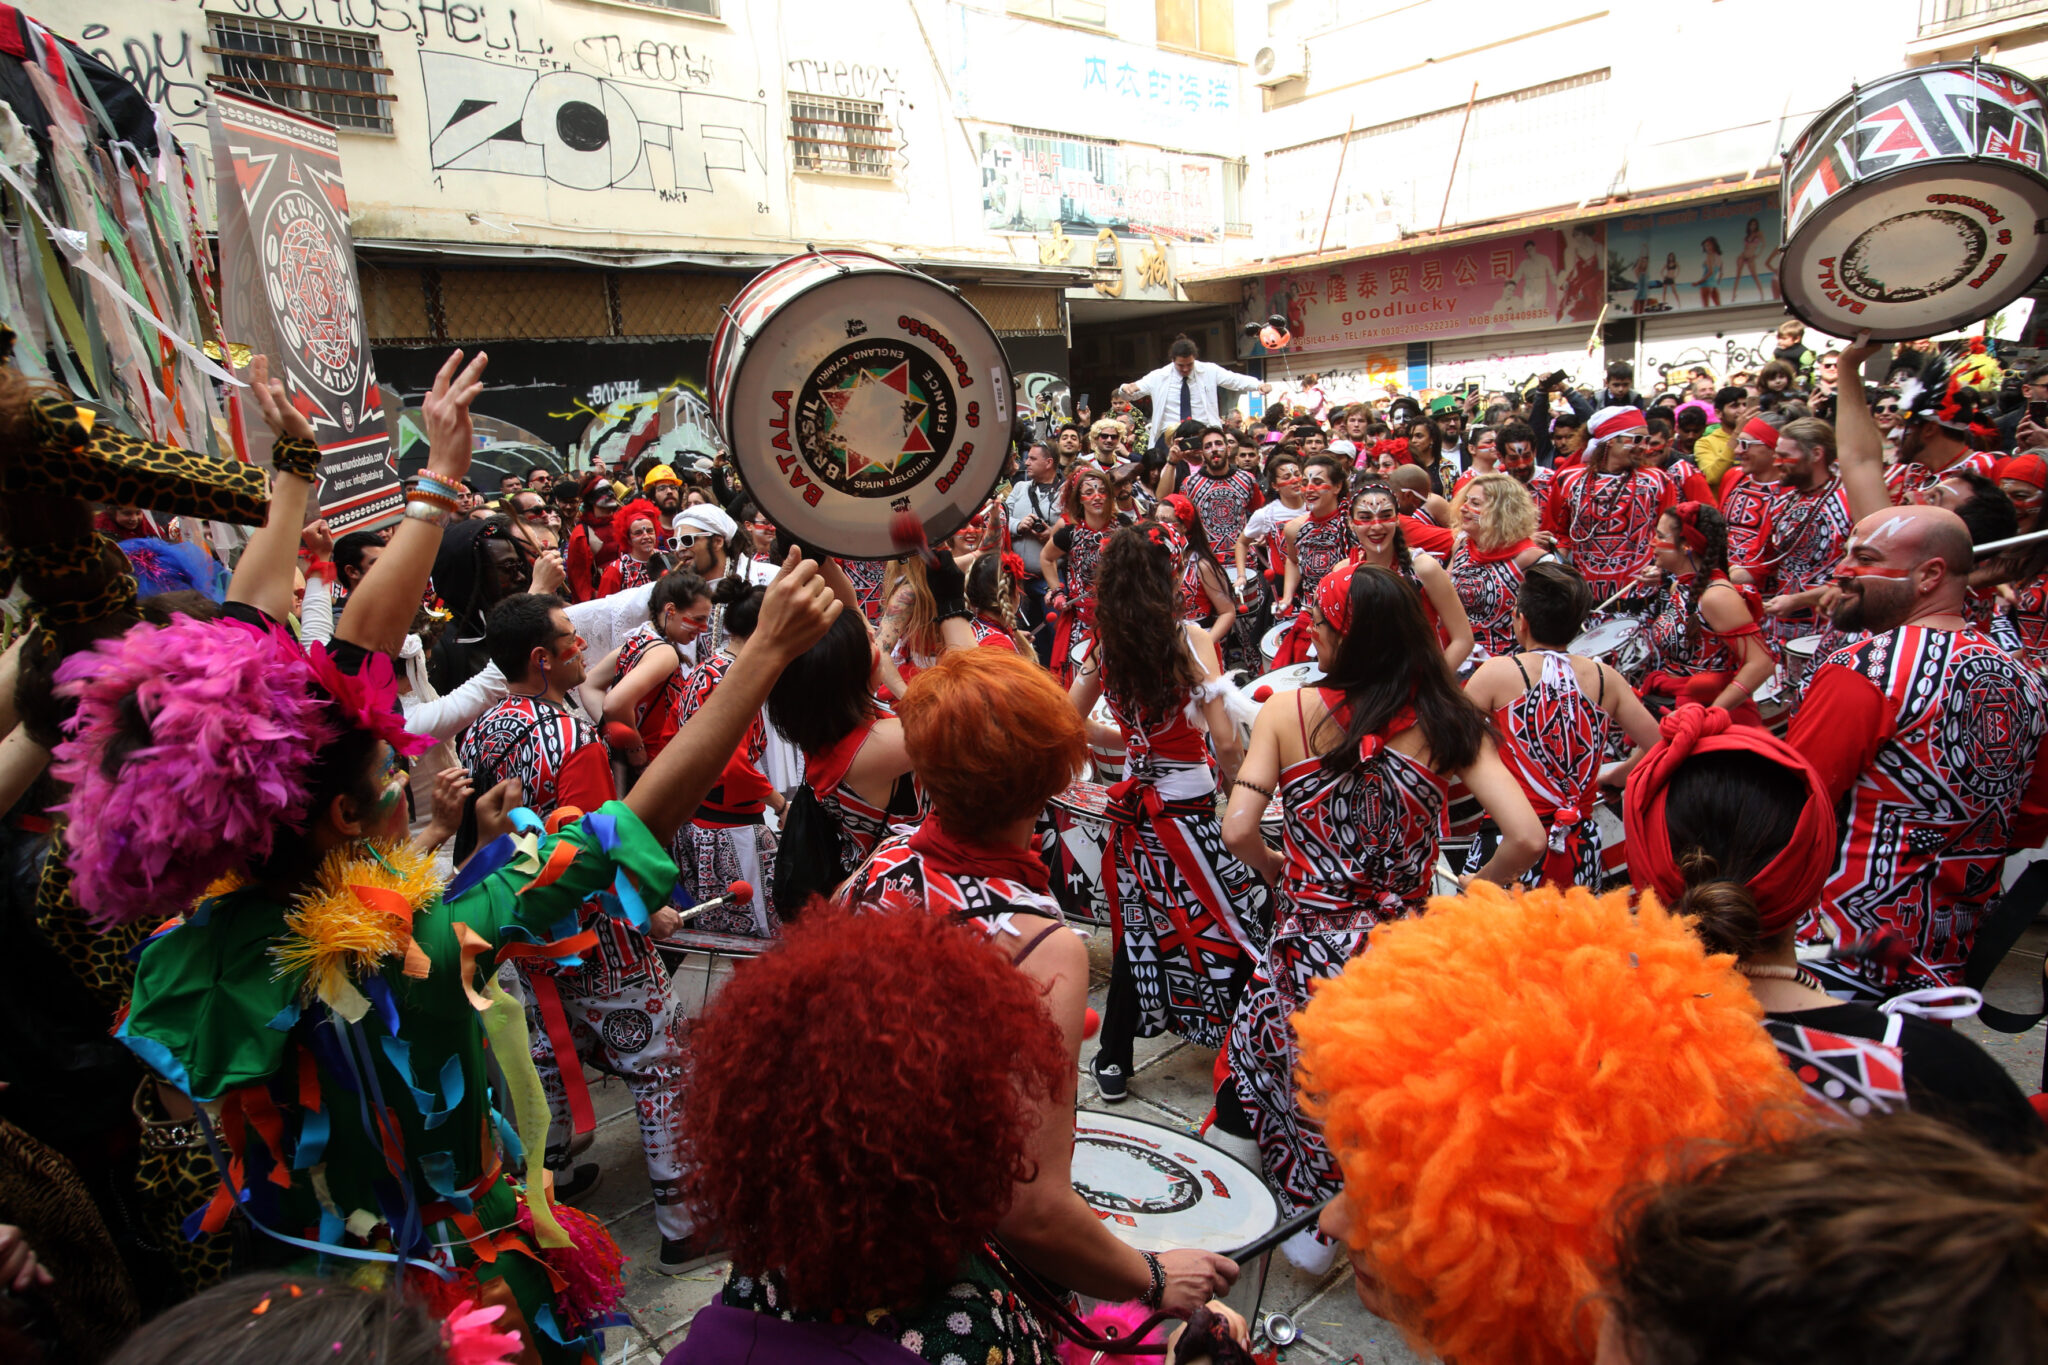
[1243,499,1305,547]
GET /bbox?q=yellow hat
[643,463,683,489]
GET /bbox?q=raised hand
[246,354,317,445]
[422,349,490,485]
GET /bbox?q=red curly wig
[610,497,662,548]
[679,905,1067,1313]
[1294,882,1809,1365]
[900,648,1087,832]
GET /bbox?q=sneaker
[657,1227,730,1276]
[1090,1055,1130,1104]
[553,1163,601,1204]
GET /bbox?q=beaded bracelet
[1140,1250,1165,1308]
[408,487,460,515]
[414,472,464,502]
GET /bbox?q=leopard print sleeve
[18,395,272,526]
[270,435,319,480]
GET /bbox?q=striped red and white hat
[1586,405,1648,450]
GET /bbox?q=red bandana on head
[1670,501,1711,553]
[1622,704,1835,936]
[1739,416,1781,451]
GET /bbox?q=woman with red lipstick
[1041,466,1126,686]
[1350,482,1473,670]
[1273,455,1351,666]
[1447,472,1547,661]
[1638,502,1777,724]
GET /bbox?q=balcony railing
[1918,0,2048,39]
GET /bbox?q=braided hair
[1666,502,1731,652]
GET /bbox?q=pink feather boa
[515,1201,626,1326]
[52,617,336,926]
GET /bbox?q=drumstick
[1590,581,1641,615]
[1973,524,2048,557]
[1220,1195,1333,1264]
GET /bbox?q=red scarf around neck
[908,817,1050,893]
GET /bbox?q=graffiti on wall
[551,378,722,469]
[421,52,768,197]
[785,54,915,173]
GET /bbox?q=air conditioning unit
[1252,42,1307,87]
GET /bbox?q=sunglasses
[1875,404,1900,415]
[517,505,550,520]
[672,534,701,549]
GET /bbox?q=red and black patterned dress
[673,649,780,936]
[1051,520,1117,686]
[598,551,658,597]
[1099,652,1269,1052]
[1717,468,1779,569]
[1546,464,1676,599]
[1465,652,1606,888]
[800,717,917,879]
[837,556,891,626]
[1523,465,1555,526]
[1447,536,1538,659]
[1792,625,2048,997]
[1179,556,1218,626]
[970,611,1023,653]
[1757,478,1853,649]
[1226,695,1448,1216]
[611,623,686,759]
[1273,510,1349,667]
[1180,467,1263,555]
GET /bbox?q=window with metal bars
[788,94,894,178]
[206,15,394,134]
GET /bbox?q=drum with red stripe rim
[1781,62,2048,340]
[1070,1111,1278,1254]
[710,249,1014,559]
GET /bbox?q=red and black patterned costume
[1226,695,1448,1216]
[1638,574,1772,725]
[1522,465,1555,526]
[1716,467,1779,569]
[1098,656,1268,1053]
[1756,478,1853,648]
[1050,520,1117,686]
[1179,467,1263,555]
[459,693,696,1242]
[970,611,1023,652]
[1992,575,2048,675]
[1273,510,1349,667]
[1790,625,2048,997]
[597,550,658,597]
[673,649,780,936]
[1467,652,1605,887]
[1884,450,1999,505]
[1545,464,1676,599]
[837,556,891,626]
[800,717,915,879]
[612,622,686,758]
[1447,536,1538,659]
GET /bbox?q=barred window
[788,94,893,178]
[206,16,394,134]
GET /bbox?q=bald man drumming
[1790,504,2048,1000]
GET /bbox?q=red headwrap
[1997,452,2048,490]
[1669,501,1711,553]
[1739,416,1781,451]
[1371,436,1412,464]
[1315,558,1359,635]
[1621,704,1836,938]
[1000,551,1028,581]
[1163,493,1197,526]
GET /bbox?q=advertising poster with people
[1245,225,1605,355]
[1606,195,1782,316]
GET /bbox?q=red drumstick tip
[1252,685,1274,702]
[889,507,934,563]
[727,880,754,903]
[1083,1006,1100,1039]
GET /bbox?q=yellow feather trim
[200,868,250,901]
[270,840,448,1008]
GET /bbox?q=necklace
[1737,962,1825,991]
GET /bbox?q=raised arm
[228,354,320,624]
[624,550,839,843]
[1834,331,1891,522]
[334,351,489,655]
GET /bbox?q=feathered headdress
[52,618,339,926]
[1897,349,1984,433]
[118,537,225,601]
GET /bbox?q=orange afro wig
[1293,882,1808,1365]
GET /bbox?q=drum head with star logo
[713,250,1015,559]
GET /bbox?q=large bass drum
[709,249,1014,559]
[1781,62,2048,340]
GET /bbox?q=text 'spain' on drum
[710,249,1015,559]
[1781,63,2048,341]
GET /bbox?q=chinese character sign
[950,8,1240,151]
[210,91,399,532]
[1605,196,1779,317]
[1245,225,1607,355]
